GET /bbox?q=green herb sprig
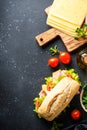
[51,121,63,130]
[49,45,60,55]
[82,84,87,109]
[74,24,87,40]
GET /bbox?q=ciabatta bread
[38,77,80,121]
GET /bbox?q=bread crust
[38,77,80,121]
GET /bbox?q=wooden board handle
[35,28,58,46]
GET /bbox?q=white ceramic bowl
[80,89,87,112]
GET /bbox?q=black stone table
[0,0,87,130]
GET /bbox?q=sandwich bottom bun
[38,77,80,121]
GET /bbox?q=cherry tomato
[47,81,53,91]
[36,100,40,109]
[48,57,59,68]
[66,73,72,78]
[59,52,71,64]
[71,109,81,120]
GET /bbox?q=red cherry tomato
[48,57,59,68]
[47,81,53,91]
[71,109,81,120]
[59,52,71,64]
[36,100,40,109]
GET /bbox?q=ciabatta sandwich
[33,69,81,121]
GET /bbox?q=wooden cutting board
[35,6,87,52]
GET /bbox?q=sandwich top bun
[38,77,80,121]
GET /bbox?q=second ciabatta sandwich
[33,69,81,121]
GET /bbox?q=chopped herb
[82,84,87,109]
[51,121,63,130]
[49,45,60,55]
[74,24,87,40]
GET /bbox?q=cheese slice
[48,15,79,31]
[47,0,87,36]
[48,20,76,36]
[48,20,76,33]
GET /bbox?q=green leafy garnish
[74,24,87,40]
[51,121,63,130]
[49,45,60,55]
[45,75,65,88]
[64,69,81,85]
[33,96,46,113]
[45,76,53,84]
[82,84,87,109]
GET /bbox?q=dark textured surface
[0,0,87,130]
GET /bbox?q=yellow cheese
[48,20,76,33]
[47,0,87,36]
[48,20,76,36]
[48,0,87,25]
[48,15,79,31]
